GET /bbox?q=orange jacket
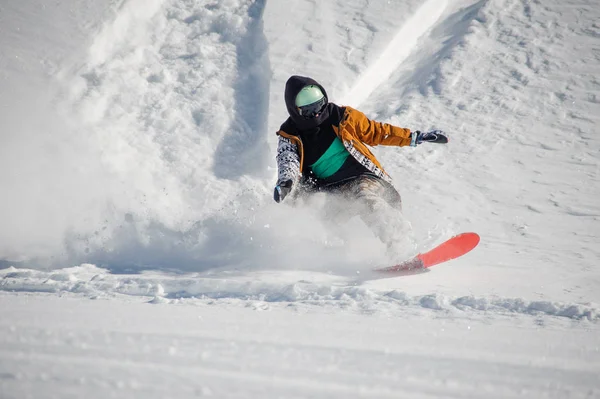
[276,106,412,184]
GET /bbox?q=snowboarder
[273,75,448,256]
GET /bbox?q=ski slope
[1,0,599,397]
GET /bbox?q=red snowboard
[375,232,480,273]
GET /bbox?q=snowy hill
[1,0,599,397]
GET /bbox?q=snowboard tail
[376,232,480,273]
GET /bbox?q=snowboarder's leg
[347,175,415,257]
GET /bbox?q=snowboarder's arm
[346,107,413,147]
[274,135,300,203]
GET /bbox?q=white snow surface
[1,0,600,397]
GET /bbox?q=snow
[1,293,599,399]
[1,0,600,397]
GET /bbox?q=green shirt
[310,137,350,179]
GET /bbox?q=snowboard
[375,232,480,273]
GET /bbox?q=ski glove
[411,130,448,146]
[274,179,293,203]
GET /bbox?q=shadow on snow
[213,0,271,180]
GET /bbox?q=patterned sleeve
[276,135,300,185]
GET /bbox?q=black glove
[411,130,448,146]
[273,179,293,203]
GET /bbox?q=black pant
[319,173,402,212]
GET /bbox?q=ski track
[339,0,448,107]
[1,265,597,322]
[2,294,597,399]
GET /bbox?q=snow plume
[0,0,377,274]
[0,0,273,269]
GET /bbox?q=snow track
[339,0,447,107]
[1,265,597,322]
[2,294,598,399]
